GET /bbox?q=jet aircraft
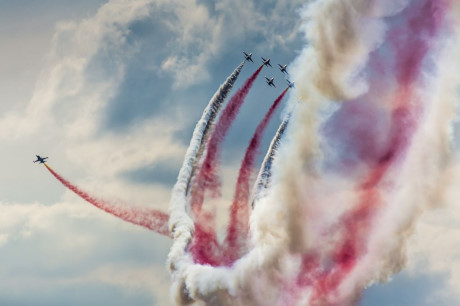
[243,51,253,62]
[265,76,276,88]
[278,64,288,74]
[286,79,295,88]
[33,155,48,164]
[261,57,272,67]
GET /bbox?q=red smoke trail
[44,164,170,237]
[224,88,289,262]
[191,65,264,215]
[189,65,264,265]
[309,93,419,305]
[188,211,224,266]
[306,0,450,304]
[190,89,290,266]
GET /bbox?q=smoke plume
[190,65,264,214]
[225,88,289,260]
[45,164,169,236]
[168,0,460,305]
[252,114,291,207]
[186,61,246,195]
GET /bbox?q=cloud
[155,0,305,88]
[0,0,308,206]
[0,0,190,208]
[0,201,171,305]
[0,0,155,139]
[121,157,182,187]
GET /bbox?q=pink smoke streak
[44,164,170,237]
[188,66,264,265]
[189,78,287,267]
[191,65,264,215]
[280,0,451,304]
[225,88,290,261]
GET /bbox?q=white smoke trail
[168,61,244,304]
[294,0,409,102]
[268,0,460,303]
[185,61,246,195]
[168,1,407,303]
[330,21,460,302]
[167,0,460,305]
[252,0,416,275]
[261,1,415,261]
[363,18,460,283]
[251,114,291,208]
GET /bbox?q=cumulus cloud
[153,0,305,88]
[0,0,306,191]
[0,201,171,305]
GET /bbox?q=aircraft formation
[35,53,293,166]
[243,51,294,90]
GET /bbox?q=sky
[0,0,459,305]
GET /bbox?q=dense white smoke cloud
[168,62,246,304]
[168,0,460,305]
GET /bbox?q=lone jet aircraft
[265,76,276,88]
[261,57,272,67]
[278,64,288,74]
[33,155,48,164]
[286,79,295,88]
[243,51,253,62]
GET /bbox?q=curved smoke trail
[169,60,245,235]
[190,65,264,214]
[168,62,249,303]
[251,114,291,208]
[188,88,290,267]
[186,66,266,266]
[274,0,458,305]
[224,88,290,260]
[168,0,460,305]
[185,61,246,195]
[44,164,169,236]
